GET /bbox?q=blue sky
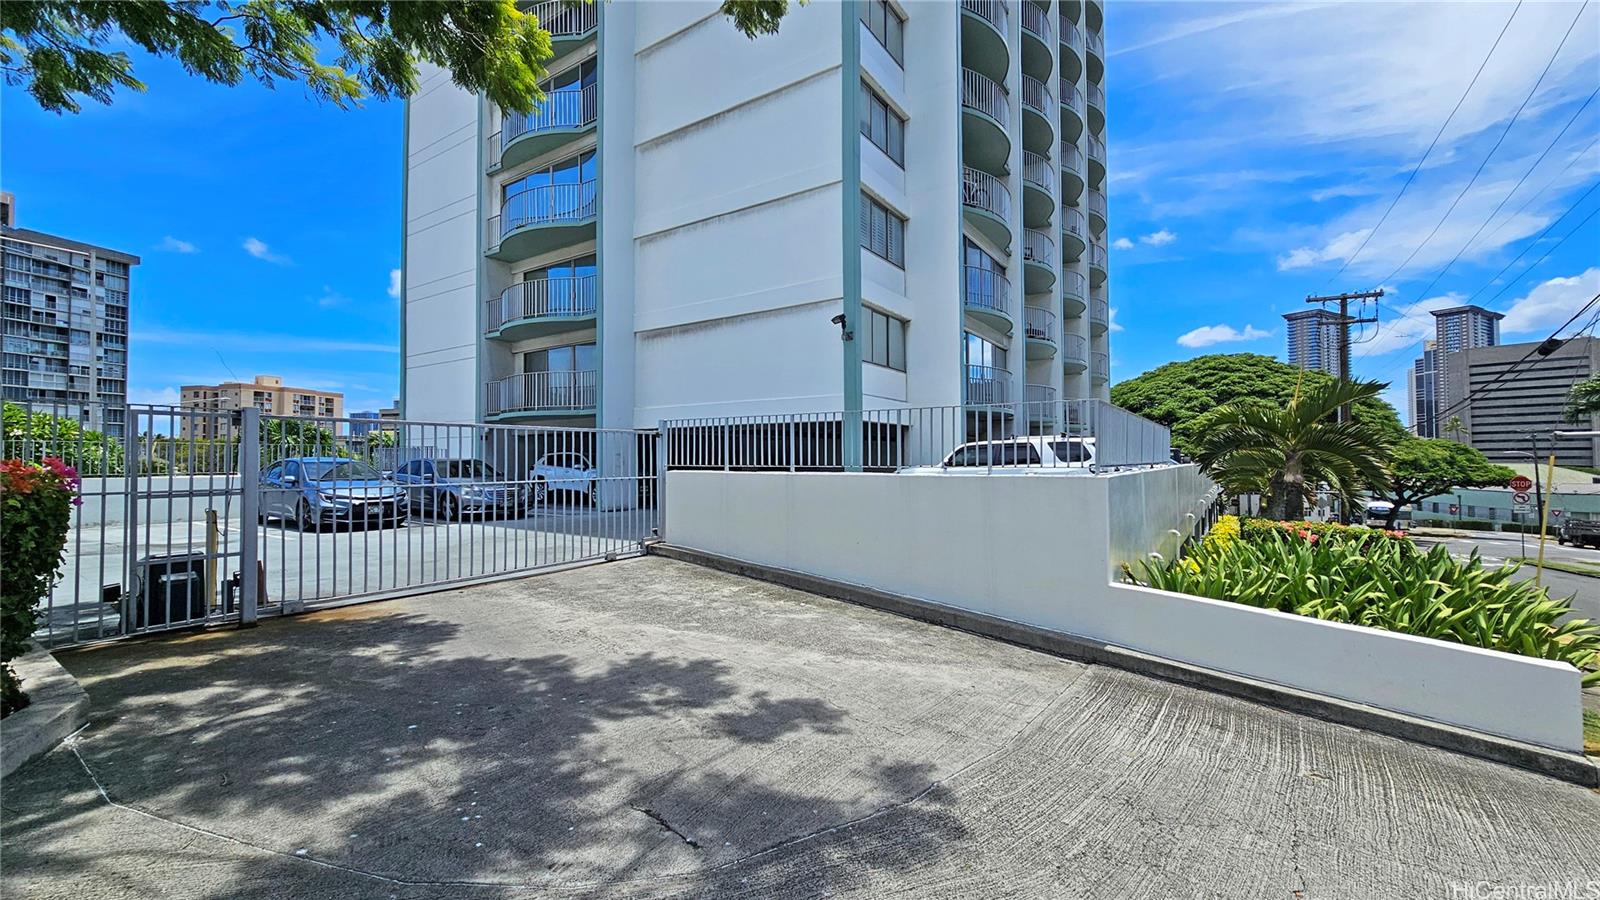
[4,1,1597,422]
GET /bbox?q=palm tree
[1442,414,1468,442]
[1565,375,1600,423]
[1193,379,1394,521]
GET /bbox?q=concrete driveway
[3,556,1596,899]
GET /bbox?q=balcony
[1060,140,1085,204]
[960,0,1010,84]
[965,364,1012,407]
[1086,19,1105,84]
[1058,17,1084,83]
[962,167,1012,249]
[1059,77,1085,142]
[1026,383,1058,429]
[961,68,1011,176]
[491,83,597,172]
[1087,82,1106,136]
[486,181,597,261]
[1062,332,1088,374]
[485,275,597,342]
[1090,242,1108,287]
[1090,297,1110,336]
[1024,306,1057,359]
[1087,132,1106,188]
[485,370,597,420]
[1062,207,1087,263]
[1020,150,1054,228]
[1020,74,1054,154]
[963,265,1012,330]
[1062,270,1087,316]
[1020,2,1053,80]
[1022,228,1056,292]
[1091,351,1109,385]
[529,0,597,56]
[1087,188,1107,237]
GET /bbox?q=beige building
[180,375,343,438]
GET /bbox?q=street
[1412,531,1600,624]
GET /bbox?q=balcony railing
[1087,133,1106,163]
[1024,306,1056,344]
[1059,79,1084,117]
[1060,141,1084,174]
[1021,1,1052,43]
[1086,29,1104,59]
[961,0,1009,35]
[502,83,597,148]
[1091,297,1109,328]
[485,370,597,416]
[486,275,597,332]
[961,68,1009,125]
[1021,150,1054,192]
[1092,352,1110,382]
[1091,242,1108,270]
[490,180,597,242]
[1026,383,1058,425]
[1087,82,1106,112]
[966,365,1011,405]
[1023,228,1055,266]
[1026,383,1057,405]
[962,167,1012,223]
[1059,18,1083,52]
[1064,207,1087,240]
[1088,189,1107,223]
[529,0,598,38]
[963,266,1011,319]
[1063,332,1088,365]
[1021,74,1053,117]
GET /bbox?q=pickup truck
[1557,518,1600,549]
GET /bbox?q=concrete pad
[2,556,1597,899]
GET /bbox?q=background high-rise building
[2,196,136,439]
[1440,336,1599,468]
[401,1,1113,439]
[1408,340,1437,436]
[1431,304,1502,425]
[1282,308,1342,374]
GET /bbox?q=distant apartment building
[1283,308,1342,374]
[401,1,1115,439]
[1431,304,1501,425]
[1408,340,1437,437]
[179,375,343,439]
[349,402,400,437]
[1441,336,1599,468]
[1,196,136,439]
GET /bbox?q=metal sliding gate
[6,403,659,649]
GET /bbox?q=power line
[1372,0,1592,288]
[1473,135,1598,254]
[1434,292,1600,423]
[1320,1,1524,286]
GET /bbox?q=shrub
[1236,516,1411,552]
[2,403,123,475]
[1,458,80,716]
[1201,515,1241,554]
[1129,523,1600,686]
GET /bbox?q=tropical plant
[1565,375,1600,423]
[1369,437,1515,529]
[1192,378,1395,521]
[1441,414,1468,442]
[1,457,79,716]
[2,402,124,475]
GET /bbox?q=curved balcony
[1060,140,1085,204]
[1062,207,1087,263]
[1058,17,1084,83]
[1062,270,1087,317]
[530,0,598,57]
[1059,77,1085,143]
[1089,242,1108,287]
[1021,150,1054,228]
[1020,2,1053,81]
[1090,297,1110,336]
[962,69,1011,176]
[965,364,1012,407]
[1062,332,1088,374]
[1026,383,1059,429]
[1087,188,1107,237]
[1086,22,1105,84]
[962,266,1012,330]
[487,181,598,261]
[484,275,597,342]
[960,0,1010,84]
[1020,74,1055,154]
[1087,82,1106,136]
[1087,132,1106,188]
[962,167,1013,249]
[1022,228,1057,292]
[485,370,598,421]
[492,83,597,173]
[1024,306,1057,359]
[1091,351,1109,385]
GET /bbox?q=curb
[650,543,1600,788]
[1,642,90,780]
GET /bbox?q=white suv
[899,436,1096,474]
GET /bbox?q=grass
[1586,709,1600,757]
[1511,557,1600,579]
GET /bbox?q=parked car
[391,458,527,519]
[531,452,599,504]
[898,436,1096,474]
[1558,518,1600,549]
[259,457,408,531]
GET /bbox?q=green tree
[2,402,124,474]
[1193,378,1395,521]
[1370,437,1514,529]
[2,0,795,114]
[1441,414,1468,442]
[1565,375,1600,423]
[1110,353,1407,457]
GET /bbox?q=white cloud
[242,237,291,265]
[1500,267,1600,335]
[132,327,396,355]
[1176,324,1272,348]
[1352,292,1463,358]
[1112,237,1135,250]
[1109,307,1124,333]
[1140,229,1177,247]
[157,236,197,254]
[128,386,181,406]
[316,286,348,309]
[388,268,402,300]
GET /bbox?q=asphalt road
[1413,531,1600,624]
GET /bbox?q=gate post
[237,407,261,626]
[656,420,669,541]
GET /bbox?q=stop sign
[1510,475,1534,492]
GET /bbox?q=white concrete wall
[665,470,1585,752]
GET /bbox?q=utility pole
[1305,289,1384,424]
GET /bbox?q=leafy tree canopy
[1370,436,1514,528]
[1566,374,1600,423]
[2,402,123,474]
[1111,353,1407,456]
[2,0,795,114]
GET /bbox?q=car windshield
[1047,440,1091,463]
[443,460,499,479]
[304,460,384,481]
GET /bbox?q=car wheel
[588,481,599,507]
[440,494,459,521]
[297,500,319,533]
[532,479,549,506]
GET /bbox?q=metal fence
[3,401,658,648]
[663,399,1173,472]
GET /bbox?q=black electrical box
[134,553,209,629]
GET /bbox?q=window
[522,342,598,374]
[859,82,905,165]
[862,308,907,371]
[860,0,904,64]
[859,194,906,266]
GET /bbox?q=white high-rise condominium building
[401,0,1112,436]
